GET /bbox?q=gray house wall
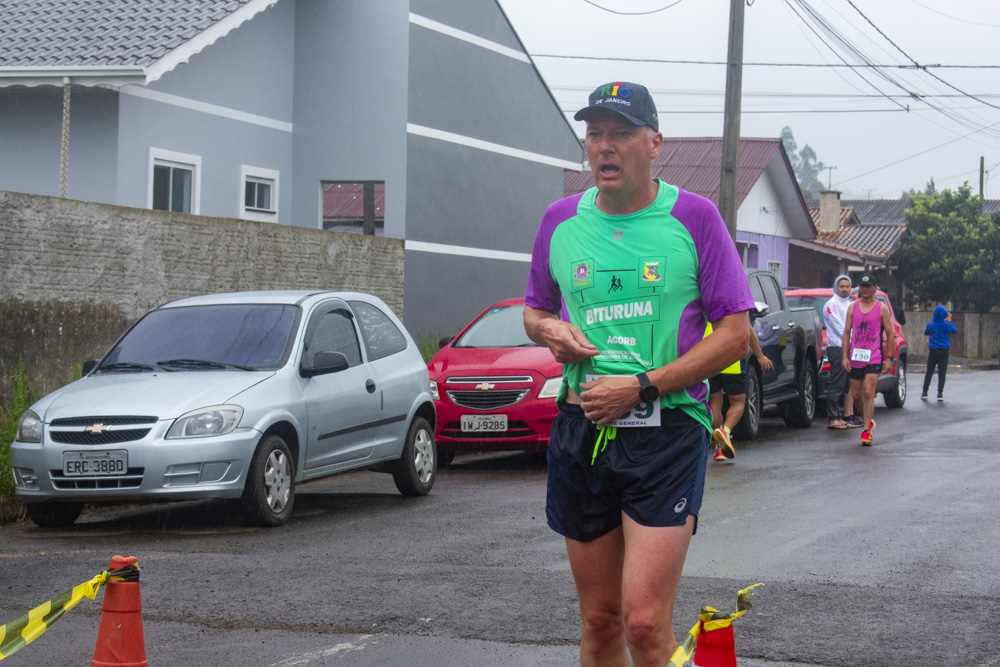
[0,87,119,203]
[291,0,410,235]
[116,1,295,221]
[403,0,583,336]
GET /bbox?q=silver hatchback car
[10,291,437,527]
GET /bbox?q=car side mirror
[749,301,769,320]
[301,351,350,378]
[439,335,454,349]
[82,359,100,375]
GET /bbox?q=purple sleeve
[672,190,754,320]
[524,193,584,313]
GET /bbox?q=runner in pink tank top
[841,273,895,445]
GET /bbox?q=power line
[904,0,1000,29]
[833,120,1000,187]
[579,0,686,15]
[845,0,1000,113]
[532,53,1000,69]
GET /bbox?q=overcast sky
[497,0,1000,201]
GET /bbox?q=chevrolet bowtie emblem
[84,424,110,434]
[475,383,495,390]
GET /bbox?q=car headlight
[16,410,42,443]
[429,380,440,401]
[166,405,244,439]
[538,376,563,399]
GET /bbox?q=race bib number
[585,375,662,427]
[851,348,872,363]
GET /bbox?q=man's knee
[581,606,624,645]
[623,607,669,658]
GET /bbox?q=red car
[427,298,561,464]
[784,287,908,408]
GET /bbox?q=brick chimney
[818,190,842,233]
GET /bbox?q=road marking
[267,636,372,666]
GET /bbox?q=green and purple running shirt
[525,180,754,430]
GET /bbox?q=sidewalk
[906,354,999,373]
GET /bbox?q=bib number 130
[851,348,872,363]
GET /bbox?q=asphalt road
[1,370,998,666]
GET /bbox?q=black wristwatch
[636,372,659,403]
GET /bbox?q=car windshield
[786,295,827,327]
[98,304,298,372]
[454,305,536,348]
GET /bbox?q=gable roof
[0,0,277,87]
[565,137,815,237]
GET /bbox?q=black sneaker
[920,393,928,400]
[846,415,863,427]
[937,394,944,402]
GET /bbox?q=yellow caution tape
[0,569,116,661]
[668,583,764,666]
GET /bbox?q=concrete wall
[0,190,404,402]
[902,310,1000,361]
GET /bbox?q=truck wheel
[26,502,83,528]
[883,358,907,408]
[393,417,436,496]
[783,360,817,427]
[731,364,761,441]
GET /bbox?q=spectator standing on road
[707,322,773,461]
[523,80,753,665]
[823,274,853,429]
[842,273,894,445]
[922,304,958,401]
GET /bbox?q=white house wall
[737,172,793,286]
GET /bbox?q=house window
[148,148,201,214]
[768,261,782,281]
[321,181,384,235]
[240,166,280,223]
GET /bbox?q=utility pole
[980,156,985,198]
[719,0,745,242]
[825,166,837,189]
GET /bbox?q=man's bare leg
[620,514,695,666]
[565,528,628,667]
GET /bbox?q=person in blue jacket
[922,305,958,401]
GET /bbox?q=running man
[708,322,773,460]
[524,80,753,665]
[841,273,894,445]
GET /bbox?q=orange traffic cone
[693,621,737,667]
[91,555,147,667]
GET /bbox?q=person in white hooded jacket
[823,274,854,428]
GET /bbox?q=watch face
[640,385,658,403]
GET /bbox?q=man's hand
[757,353,774,372]
[842,357,851,372]
[533,317,599,364]
[883,358,893,373]
[579,376,640,425]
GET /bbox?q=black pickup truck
[731,269,824,440]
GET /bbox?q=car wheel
[883,358,907,408]
[240,434,295,527]
[393,417,436,496]
[438,449,456,468]
[784,360,817,427]
[731,364,761,441]
[26,502,83,528]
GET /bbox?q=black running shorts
[849,363,881,380]
[708,372,745,396]
[545,403,709,542]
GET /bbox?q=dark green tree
[897,184,1000,313]
[780,126,825,199]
